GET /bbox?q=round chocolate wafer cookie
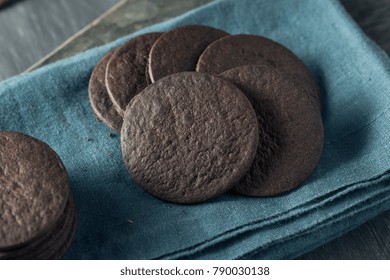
[89,49,123,132]
[121,72,258,204]
[35,196,76,260]
[106,32,162,116]
[14,208,71,260]
[21,195,75,260]
[148,25,229,82]
[220,65,323,196]
[0,195,72,260]
[48,207,77,260]
[0,131,70,250]
[197,34,321,108]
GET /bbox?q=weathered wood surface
[27,0,212,71]
[0,0,389,259]
[0,0,119,81]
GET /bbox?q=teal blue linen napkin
[1,0,390,259]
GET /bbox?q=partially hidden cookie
[148,25,229,82]
[121,72,258,204]
[106,32,163,116]
[0,131,70,250]
[197,34,321,108]
[88,49,123,132]
[220,65,323,196]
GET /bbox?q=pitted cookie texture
[148,25,229,82]
[106,32,162,116]
[221,65,323,196]
[197,34,321,108]
[121,72,258,204]
[0,131,69,249]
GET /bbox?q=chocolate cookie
[89,49,123,132]
[39,198,76,260]
[197,34,321,108]
[106,32,162,116]
[0,131,70,250]
[22,195,76,260]
[148,25,229,82]
[0,196,72,260]
[48,208,77,260]
[145,64,152,85]
[121,72,258,204]
[220,65,323,196]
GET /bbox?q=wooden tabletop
[0,0,119,81]
[2,0,390,259]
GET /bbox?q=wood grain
[0,0,119,81]
[27,0,212,71]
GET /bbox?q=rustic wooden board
[27,0,212,71]
[0,0,389,259]
[0,0,119,81]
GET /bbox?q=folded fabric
[1,0,390,259]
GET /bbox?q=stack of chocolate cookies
[89,25,324,204]
[0,131,76,259]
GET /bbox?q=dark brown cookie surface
[22,195,75,260]
[121,72,258,204]
[88,49,123,132]
[39,196,76,260]
[0,196,72,260]
[0,131,69,250]
[148,25,229,82]
[197,34,320,108]
[105,32,162,116]
[49,207,77,260]
[220,65,323,196]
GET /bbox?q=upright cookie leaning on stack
[0,131,76,259]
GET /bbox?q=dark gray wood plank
[0,0,119,81]
[27,0,212,71]
[342,0,390,52]
[299,210,390,259]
